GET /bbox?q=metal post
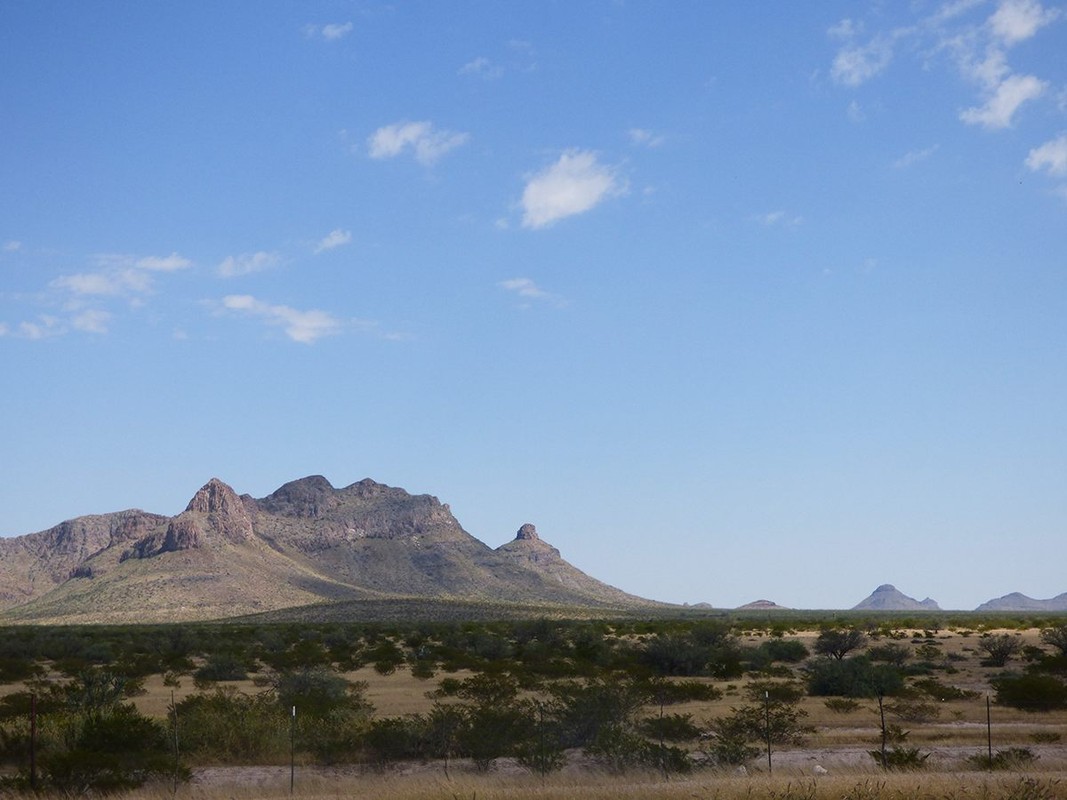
[986,695,993,768]
[290,705,296,795]
[29,693,37,791]
[171,690,180,796]
[765,691,772,775]
[878,693,887,770]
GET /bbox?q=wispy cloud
[756,210,803,228]
[520,150,624,229]
[304,22,353,41]
[218,251,281,278]
[894,144,940,168]
[829,0,1061,130]
[498,277,566,307]
[70,309,111,334]
[50,252,191,297]
[221,295,343,344]
[960,73,1046,128]
[0,315,65,340]
[314,229,352,254]
[1026,134,1067,176]
[831,36,894,86]
[2,240,21,253]
[367,121,469,166]
[459,57,503,79]
[628,128,666,148]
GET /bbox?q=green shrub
[993,673,1067,712]
[868,745,929,770]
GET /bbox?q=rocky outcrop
[852,584,941,611]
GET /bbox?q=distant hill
[853,584,940,611]
[0,476,659,624]
[737,599,789,611]
[975,592,1067,612]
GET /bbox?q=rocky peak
[186,478,243,515]
[515,523,540,541]
[258,475,339,518]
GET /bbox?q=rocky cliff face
[0,476,655,623]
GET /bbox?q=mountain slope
[0,476,656,623]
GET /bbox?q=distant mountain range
[0,477,1062,623]
[0,476,657,624]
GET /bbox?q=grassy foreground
[123,770,1067,800]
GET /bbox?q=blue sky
[2,1,1066,610]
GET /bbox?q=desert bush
[993,673,1067,712]
[966,747,1038,770]
[745,679,805,704]
[885,697,940,723]
[1030,730,1061,743]
[912,677,979,701]
[806,657,904,698]
[867,643,911,667]
[868,745,929,770]
[172,688,288,762]
[978,633,1024,667]
[824,697,861,714]
[193,652,250,684]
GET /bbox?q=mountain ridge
[0,476,658,624]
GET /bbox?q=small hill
[736,599,789,610]
[852,584,940,611]
[975,592,1067,612]
[0,476,660,624]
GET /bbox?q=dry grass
[115,768,1067,800]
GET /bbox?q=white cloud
[50,268,151,296]
[1,316,65,340]
[847,100,866,123]
[989,0,1060,44]
[831,37,893,86]
[367,121,470,166]
[135,252,192,271]
[459,57,503,79]
[1026,134,1067,175]
[828,18,862,39]
[218,251,281,278]
[71,309,111,334]
[499,278,565,308]
[314,229,352,253]
[628,128,666,148]
[960,72,1046,128]
[757,210,803,228]
[304,22,353,41]
[893,144,940,168]
[3,240,21,252]
[520,150,623,229]
[222,294,342,344]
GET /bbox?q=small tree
[978,634,1024,667]
[1039,625,1067,658]
[814,628,868,661]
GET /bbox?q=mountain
[736,599,789,611]
[0,476,657,624]
[975,592,1067,612]
[852,584,941,611]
